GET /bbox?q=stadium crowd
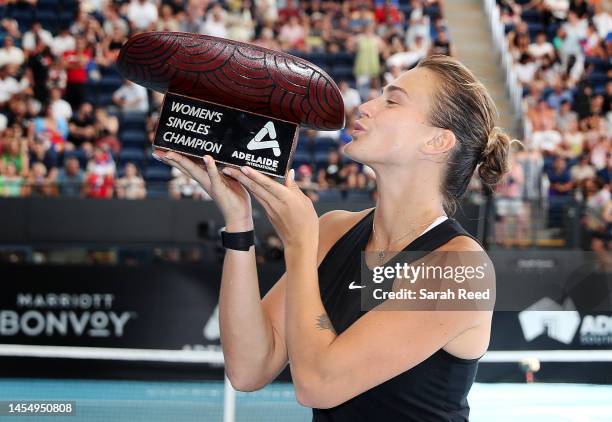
[0,0,609,249]
[488,0,610,248]
[0,0,452,202]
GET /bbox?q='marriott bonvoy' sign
[153,92,299,178]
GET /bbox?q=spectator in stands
[55,156,85,197]
[169,167,210,200]
[515,53,539,85]
[226,0,255,42]
[528,32,556,62]
[547,79,573,111]
[343,162,367,189]
[581,178,611,267]
[84,147,115,199]
[62,38,92,109]
[0,36,24,67]
[50,88,73,122]
[157,4,181,32]
[22,22,53,52]
[429,30,456,57]
[571,153,596,193]
[30,103,69,153]
[116,162,146,199]
[127,0,159,32]
[0,161,24,197]
[556,99,578,132]
[24,162,54,197]
[406,0,431,48]
[317,149,345,190]
[295,164,319,202]
[201,3,228,38]
[68,102,96,149]
[112,80,149,113]
[94,107,121,155]
[546,156,573,227]
[0,65,26,105]
[560,11,588,64]
[278,15,305,50]
[1,136,28,177]
[96,26,127,68]
[29,139,58,172]
[87,146,115,178]
[495,153,527,246]
[351,22,384,99]
[102,4,129,37]
[339,80,361,114]
[51,27,76,58]
[597,152,611,185]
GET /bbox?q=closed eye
[386,99,398,105]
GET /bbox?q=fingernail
[203,156,209,165]
[152,152,162,161]
[222,168,231,175]
[290,169,295,181]
[241,166,249,174]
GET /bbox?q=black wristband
[221,228,254,251]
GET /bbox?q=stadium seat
[146,183,170,199]
[318,189,344,202]
[120,130,147,148]
[100,75,124,92]
[119,148,146,167]
[331,65,354,82]
[292,150,313,168]
[63,149,88,169]
[521,10,541,23]
[314,150,332,166]
[345,189,373,202]
[144,167,172,183]
[314,136,338,152]
[331,52,355,66]
[120,111,148,126]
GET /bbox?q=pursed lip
[352,121,367,134]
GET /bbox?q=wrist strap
[221,228,254,251]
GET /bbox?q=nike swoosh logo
[348,281,365,289]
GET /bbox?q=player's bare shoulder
[316,207,374,263]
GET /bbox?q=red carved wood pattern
[117,32,345,130]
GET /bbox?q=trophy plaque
[117,32,345,178]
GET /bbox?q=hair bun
[478,127,513,185]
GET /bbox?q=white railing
[483,0,530,141]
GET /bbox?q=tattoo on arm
[316,313,336,335]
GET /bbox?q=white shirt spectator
[51,33,76,57]
[544,0,569,20]
[0,74,23,103]
[515,61,538,84]
[127,0,159,31]
[528,41,554,59]
[201,15,228,38]
[22,28,54,51]
[341,86,361,111]
[0,44,24,67]
[593,10,612,38]
[113,82,149,112]
[51,98,73,121]
[405,8,430,47]
[531,130,563,152]
[561,18,588,58]
[386,50,423,70]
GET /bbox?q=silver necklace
[371,214,446,265]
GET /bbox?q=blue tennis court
[1,379,611,422]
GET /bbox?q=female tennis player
[155,55,512,421]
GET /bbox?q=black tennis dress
[313,209,481,422]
